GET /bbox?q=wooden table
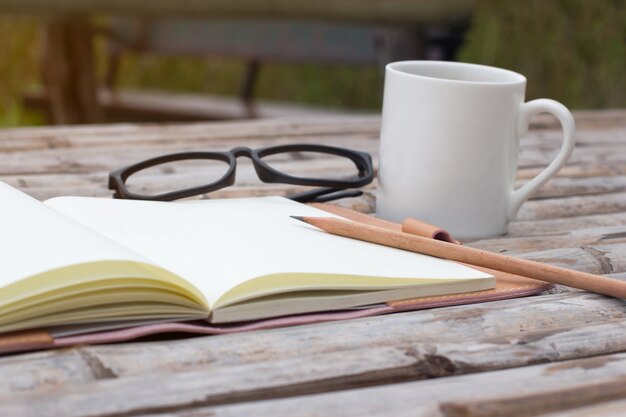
[2,110,626,416]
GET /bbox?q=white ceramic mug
[376,61,576,239]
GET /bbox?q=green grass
[0,18,43,126]
[458,0,626,109]
[114,55,383,110]
[1,0,625,126]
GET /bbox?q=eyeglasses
[108,144,374,203]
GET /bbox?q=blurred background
[0,0,624,127]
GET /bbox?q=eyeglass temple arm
[287,187,363,203]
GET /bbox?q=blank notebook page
[0,182,147,288]
[45,196,492,307]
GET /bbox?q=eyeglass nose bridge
[231,146,254,158]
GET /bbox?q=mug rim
[386,60,526,86]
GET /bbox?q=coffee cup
[376,61,575,239]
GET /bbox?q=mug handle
[508,99,576,220]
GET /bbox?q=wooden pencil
[291,216,626,299]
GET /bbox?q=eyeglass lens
[123,158,231,198]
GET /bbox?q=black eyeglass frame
[108,144,374,202]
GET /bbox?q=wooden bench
[0,0,473,124]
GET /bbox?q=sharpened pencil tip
[290,215,306,222]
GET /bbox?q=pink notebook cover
[0,204,551,354]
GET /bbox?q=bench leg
[40,18,102,124]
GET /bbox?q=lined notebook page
[46,196,492,308]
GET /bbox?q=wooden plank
[518,191,626,221]
[0,110,621,150]
[25,89,351,123]
[439,374,626,417]
[121,353,626,417]
[469,225,626,254]
[517,163,626,180]
[512,244,626,275]
[3,293,626,404]
[0,349,96,394]
[518,147,626,170]
[8,342,626,416]
[509,212,626,237]
[0,116,382,151]
[522,175,626,199]
[78,292,626,378]
[0,119,368,143]
[537,399,626,417]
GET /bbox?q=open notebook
[0,182,494,335]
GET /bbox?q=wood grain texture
[1,111,626,416]
[439,376,626,417]
[469,224,626,254]
[537,399,626,417]
[53,352,626,417]
[2,293,626,415]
